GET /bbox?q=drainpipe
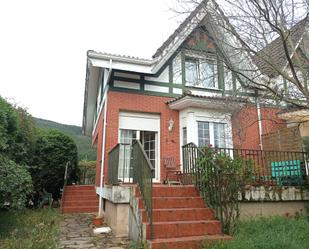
[98,91,108,217]
[98,60,112,217]
[256,98,263,150]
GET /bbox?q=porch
[107,142,309,187]
[101,141,309,246]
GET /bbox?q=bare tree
[173,0,309,109]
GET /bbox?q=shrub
[31,129,78,199]
[0,156,33,209]
[198,146,254,234]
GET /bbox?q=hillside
[34,118,96,161]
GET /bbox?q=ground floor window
[197,121,226,148]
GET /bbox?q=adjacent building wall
[232,105,285,149]
[262,126,303,151]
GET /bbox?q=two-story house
[78,0,308,248]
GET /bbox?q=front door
[119,129,158,181]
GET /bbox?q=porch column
[186,111,197,144]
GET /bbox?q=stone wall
[240,185,309,201]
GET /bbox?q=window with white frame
[197,121,226,148]
[185,57,217,88]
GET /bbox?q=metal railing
[108,143,134,184]
[131,140,155,239]
[182,143,309,232]
[107,141,154,238]
[214,147,309,186]
[60,162,70,211]
[182,143,224,224]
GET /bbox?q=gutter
[87,50,157,66]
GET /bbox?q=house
[78,0,309,248]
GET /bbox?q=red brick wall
[232,105,285,149]
[95,91,180,185]
[93,92,286,185]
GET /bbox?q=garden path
[58,213,130,249]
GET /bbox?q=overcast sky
[0,0,181,126]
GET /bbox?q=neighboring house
[80,0,309,246]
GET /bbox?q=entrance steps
[60,185,98,213]
[135,185,231,249]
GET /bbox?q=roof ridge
[152,0,208,58]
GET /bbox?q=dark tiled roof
[152,0,208,58]
[253,16,309,77]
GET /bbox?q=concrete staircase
[60,185,98,213]
[137,185,231,249]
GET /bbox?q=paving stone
[58,214,130,249]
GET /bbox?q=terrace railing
[107,141,154,238]
[182,143,309,231]
[214,147,309,186]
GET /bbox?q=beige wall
[240,201,307,220]
[105,200,130,237]
[300,122,309,137]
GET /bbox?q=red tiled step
[152,185,199,197]
[65,185,95,191]
[135,185,199,198]
[63,195,98,201]
[61,206,98,213]
[62,200,99,207]
[64,190,97,196]
[138,197,205,209]
[150,235,232,249]
[147,220,222,239]
[141,208,214,222]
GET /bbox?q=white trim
[144,84,169,93]
[92,68,112,136]
[173,88,183,95]
[179,107,233,165]
[98,90,108,217]
[118,112,161,182]
[113,80,140,90]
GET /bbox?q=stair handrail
[182,143,224,227]
[60,162,70,211]
[131,140,155,239]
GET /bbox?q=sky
[0,0,182,126]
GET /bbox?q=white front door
[118,111,160,182]
[118,129,159,181]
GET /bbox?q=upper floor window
[185,57,217,88]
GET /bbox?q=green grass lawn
[206,216,309,249]
[0,209,61,249]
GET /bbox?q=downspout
[98,92,108,217]
[98,60,112,217]
[256,97,263,150]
